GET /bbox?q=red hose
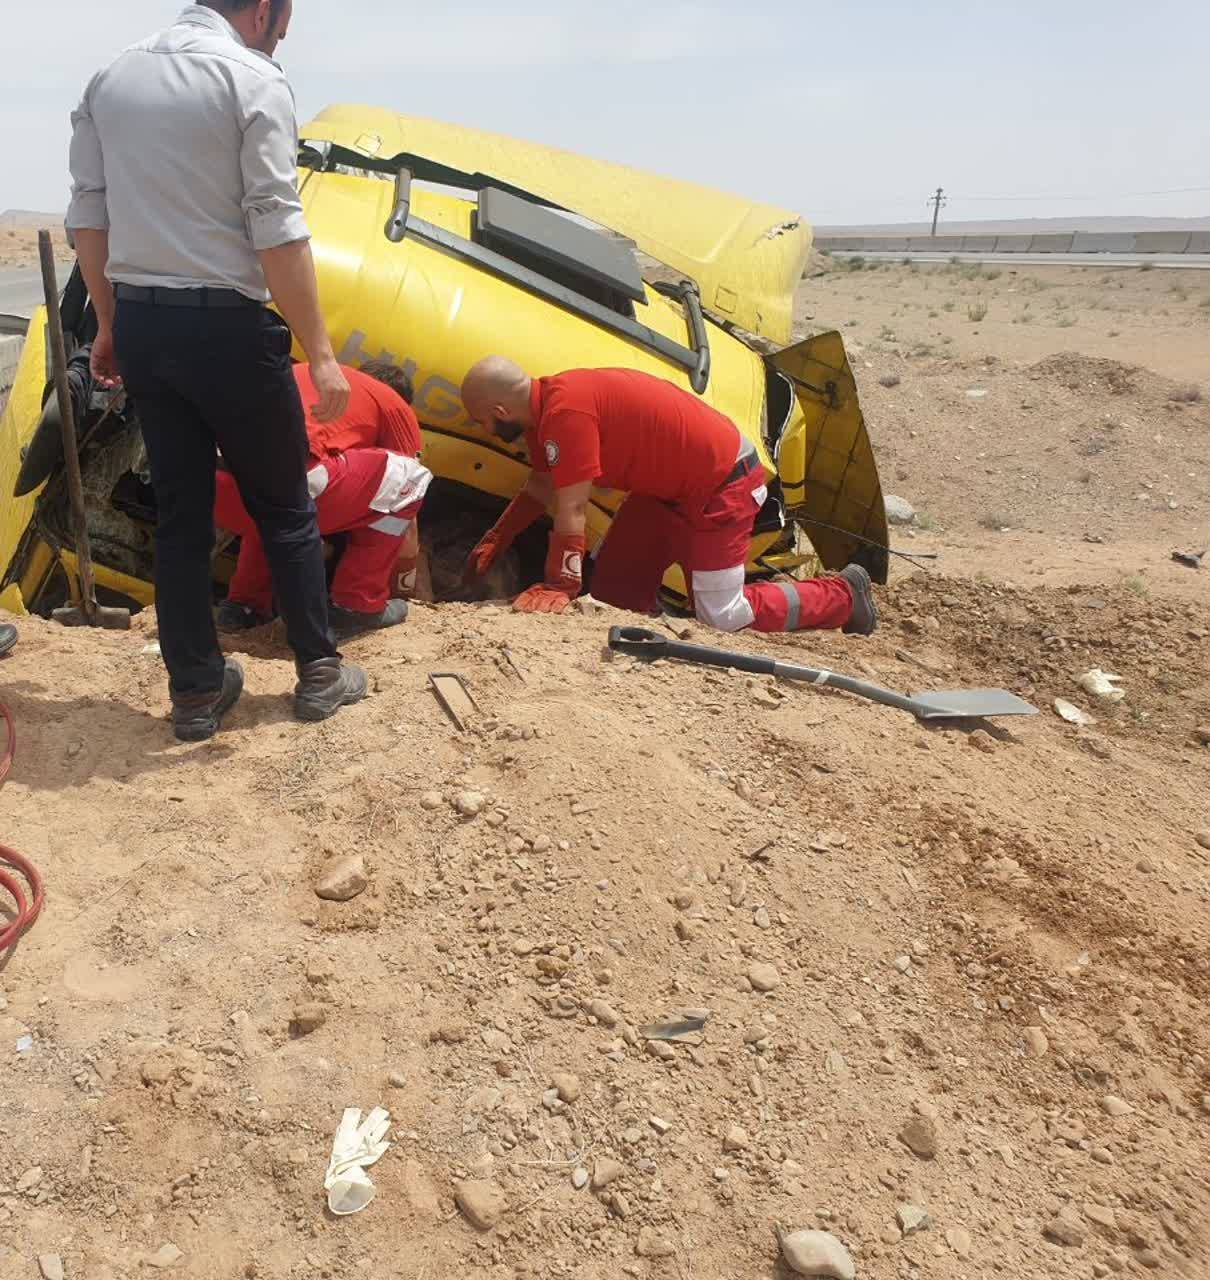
[1,698,44,953]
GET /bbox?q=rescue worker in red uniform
[459,357,877,635]
[214,360,432,640]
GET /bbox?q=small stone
[885,495,916,526]
[1136,1248,1163,1269]
[897,1204,931,1236]
[147,1244,185,1270]
[591,1157,626,1190]
[968,729,996,754]
[723,1124,749,1152]
[1091,1146,1114,1165]
[892,954,912,973]
[313,854,368,902]
[945,1226,972,1256]
[17,1167,44,1191]
[512,937,536,956]
[1044,1211,1086,1247]
[1086,1205,1117,1229]
[419,790,443,810]
[898,1115,938,1160]
[747,962,780,992]
[777,1228,856,1279]
[290,1002,327,1035]
[38,1257,65,1280]
[649,1115,671,1135]
[551,1071,581,1103]
[754,906,771,930]
[1100,1095,1133,1117]
[1194,726,1210,746]
[1195,830,1210,851]
[387,1071,406,1088]
[636,1226,677,1258]
[1024,1026,1049,1057]
[453,791,485,817]
[455,1180,506,1231]
[571,1167,589,1189]
[588,999,619,1027]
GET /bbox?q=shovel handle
[608,626,778,676]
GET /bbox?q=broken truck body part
[0,107,887,619]
[608,627,1040,722]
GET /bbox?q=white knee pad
[691,566,755,633]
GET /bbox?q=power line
[949,183,1210,202]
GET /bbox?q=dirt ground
[2,259,1209,1280]
[0,228,71,270]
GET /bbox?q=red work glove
[513,532,585,615]
[463,491,547,583]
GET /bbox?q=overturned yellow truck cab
[0,106,887,617]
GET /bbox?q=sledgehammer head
[52,603,132,631]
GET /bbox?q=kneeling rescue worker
[214,360,432,641]
[459,358,877,635]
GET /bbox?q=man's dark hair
[203,0,289,21]
[360,360,415,405]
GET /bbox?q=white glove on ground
[324,1106,391,1215]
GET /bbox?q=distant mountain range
[1,210,64,229]
[816,215,1210,235]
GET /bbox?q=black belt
[722,447,761,487]
[114,284,261,309]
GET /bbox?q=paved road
[0,267,47,322]
[830,250,1210,270]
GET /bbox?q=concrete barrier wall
[814,231,1210,256]
[1133,231,1191,253]
[1,334,26,417]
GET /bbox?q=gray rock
[38,1258,65,1280]
[777,1228,856,1279]
[1044,1211,1086,1247]
[897,1203,931,1236]
[885,495,916,526]
[453,791,485,817]
[723,1124,750,1152]
[747,962,781,992]
[571,1166,589,1189]
[314,854,368,902]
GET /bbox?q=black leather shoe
[293,657,368,722]
[171,658,244,742]
[840,564,878,636]
[328,599,408,641]
[216,600,273,634]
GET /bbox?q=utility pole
[928,187,946,237]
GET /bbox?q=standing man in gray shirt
[66,0,367,741]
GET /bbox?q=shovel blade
[909,688,1039,720]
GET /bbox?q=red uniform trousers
[215,449,415,615]
[589,467,853,633]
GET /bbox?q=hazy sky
[1,0,1207,227]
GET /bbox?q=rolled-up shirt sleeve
[239,74,310,251]
[65,77,109,241]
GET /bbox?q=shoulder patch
[544,440,560,467]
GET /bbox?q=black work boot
[328,599,408,641]
[171,657,244,742]
[839,564,878,636]
[293,657,369,722]
[216,600,273,634]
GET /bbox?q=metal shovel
[38,231,130,631]
[607,626,1038,722]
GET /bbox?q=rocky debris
[140,1053,177,1086]
[897,1204,930,1236]
[591,1157,626,1190]
[968,728,997,754]
[1086,1205,1117,1229]
[551,1071,581,1103]
[1100,1095,1133,1117]
[885,495,916,526]
[146,1243,185,1270]
[453,791,485,817]
[588,999,620,1027]
[571,1167,589,1190]
[455,1180,506,1231]
[419,790,443,810]
[387,1071,407,1089]
[290,1002,327,1036]
[1194,726,1210,746]
[635,1226,677,1259]
[723,1124,750,1152]
[38,1257,65,1280]
[1044,1210,1086,1247]
[898,1114,938,1160]
[945,1226,972,1256]
[747,961,781,992]
[776,1227,856,1279]
[1024,1026,1050,1057]
[313,854,368,902]
[1195,829,1210,851]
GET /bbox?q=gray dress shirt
[66,4,310,302]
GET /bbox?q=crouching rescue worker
[459,358,876,635]
[214,360,432,640]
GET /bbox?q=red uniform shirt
[526,369,740,503]
[296,364,421,461]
